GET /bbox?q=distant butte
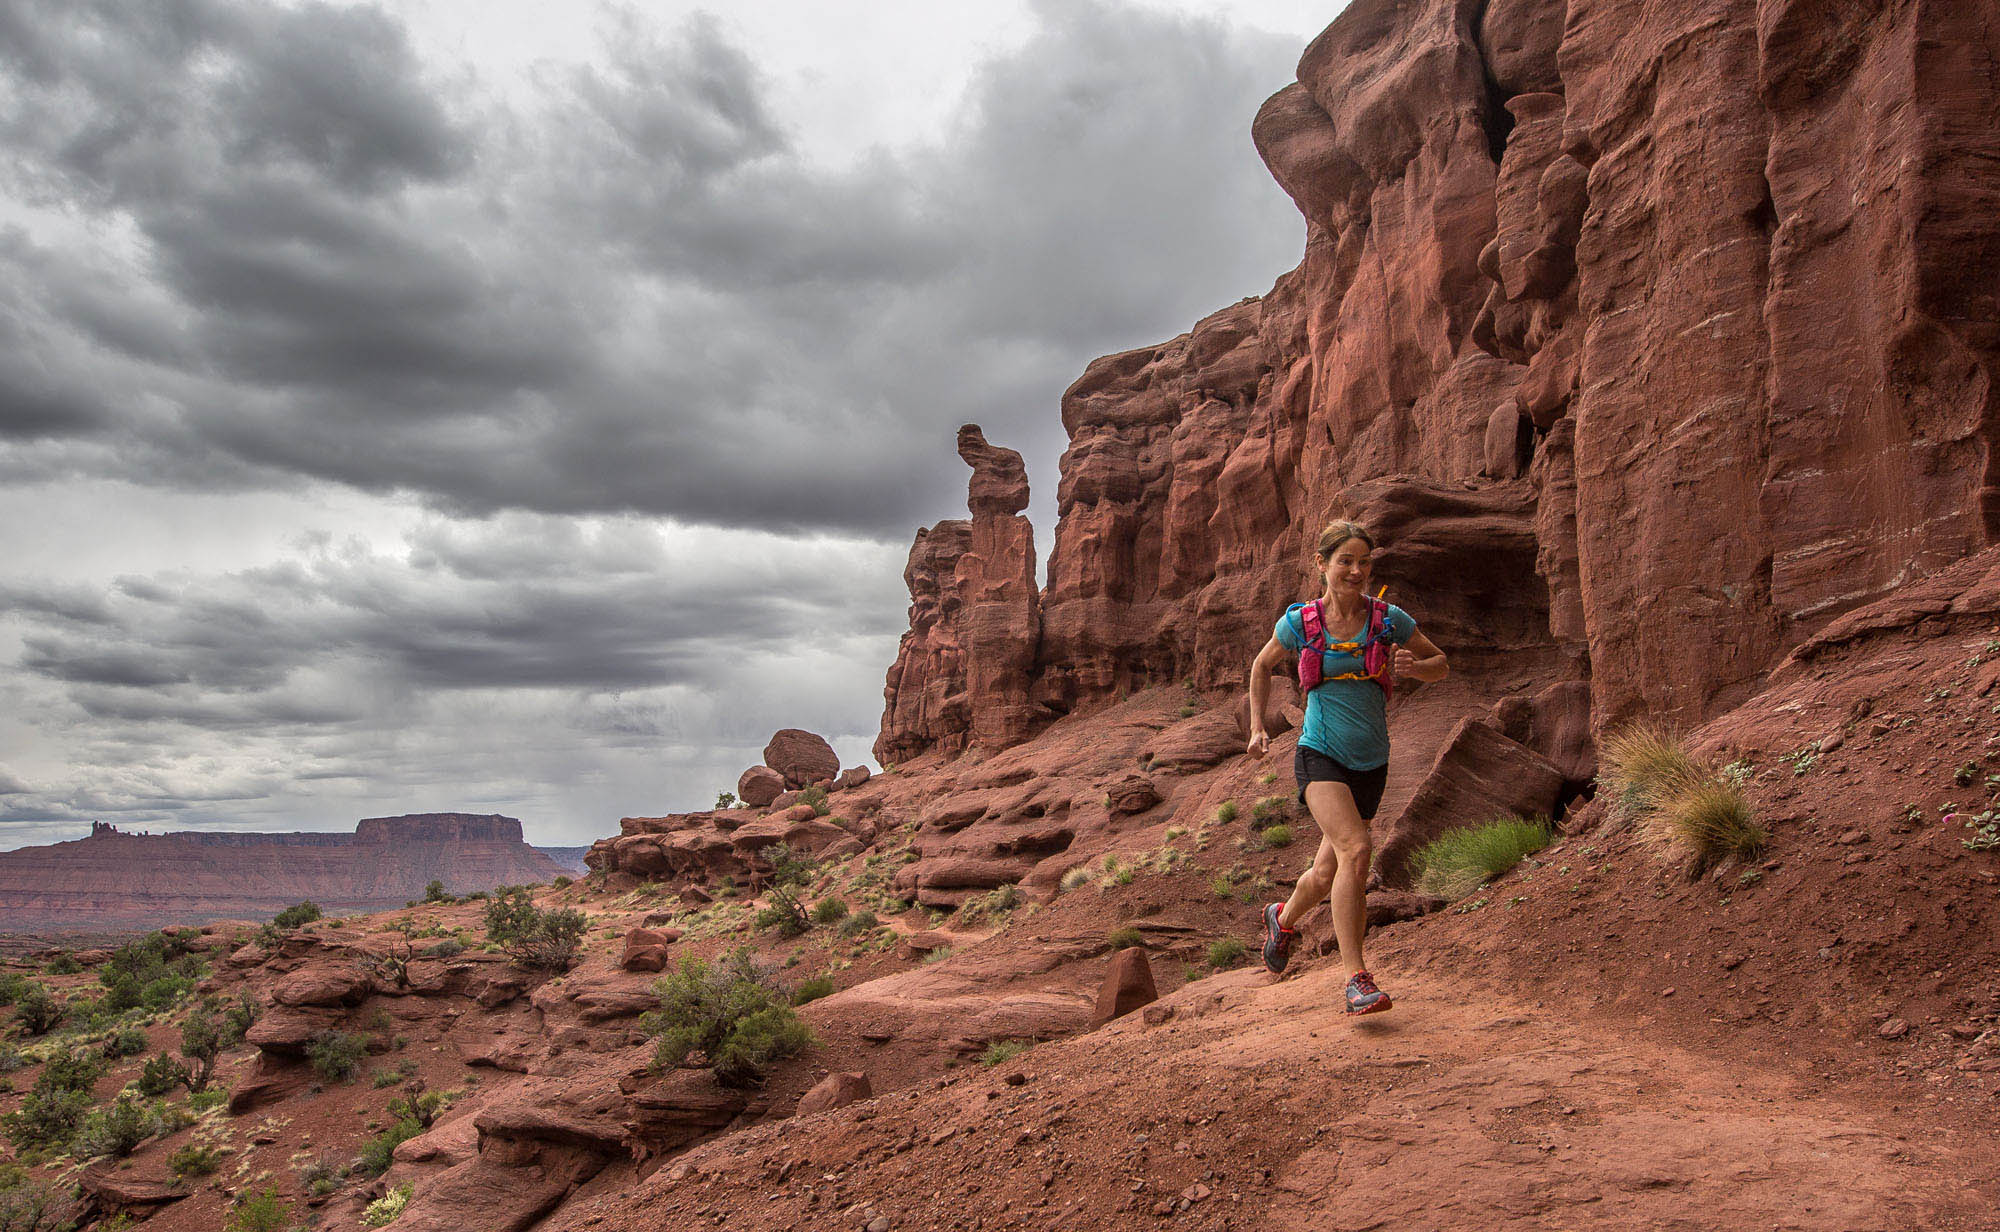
[0,814,567,932]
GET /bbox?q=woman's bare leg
[1277,780,1372,976]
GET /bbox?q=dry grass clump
[1600,722,1766,870]
[1598,723,1702,823]
[1651,776,1766,870]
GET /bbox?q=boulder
[623,1067,749,1155]
[1089,948,1159,1027]
[763,729,840,790]
[737,766,785,807]
[836,765,871,789]
[795,1071,872,1117]
[1365,890,1450,926]
[271,963,374,1008]
[621,927,679,973]
[1105,775,1163,816]
[1375,718,1566,887]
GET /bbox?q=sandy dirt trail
[1144,959,1990,1232]
[589,949,1995,1232]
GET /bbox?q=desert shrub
[420,938,465,960]
[74,1096,156,1158]
[810,897,849,926]
[271,902,322,930]
[2,1088,89,1152]
[979,1040,1029,1067]
[762,843,815,888]
[1106,926,1144,950]
[387,1090,445,1129]
[1058,866,1094,894]
[12,984,64,1036]
[1652,777,1767,869]
[837,909,879,937]
[140,973,193,1012]
[363,1182,414,1227]
[482,887,587,971]
[643,949,814,1087]
[294,1149,347,1193]
[136,1054,184,1098]
[958,883,1023,925]
[714,790,736,810]
[0,973,28,1007]
[1215,799,1240,824]
[1205,937,1247,969]
[101,1027,148,1060]
[225,1184,293,1232]
[424,879,451,903]
[797,784,830,817]
[0,1167,70,1232]
[218,990,258,1045]
[187,1087,227,1113]
[40,953,81,977]
[754,885,811,938]
[355,1118,422,1177]
[1261,824,1296,848]
[1598,723,1702,822]
[175,1001,235,1093]
[789,976,834,1005]
[306,1030,368,1083]
[36,1047,102,1095]
[0,1046,21,1074]
[1412,816,1554,899]
[169,1141,224,1178]
[921,945,954,964]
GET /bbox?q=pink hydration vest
[1295,594,1394,702]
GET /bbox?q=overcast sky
[0,0,1332,848]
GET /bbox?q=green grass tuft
[1412,816,1553,898]
[1205,937,1247,969]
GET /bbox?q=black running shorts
[1294,746,1389,820]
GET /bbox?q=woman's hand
[1246,729,1270,758]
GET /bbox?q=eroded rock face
[874,0,2000,765]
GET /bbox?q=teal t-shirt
[1273,602,1417,770]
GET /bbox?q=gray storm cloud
[0,0,1309,845]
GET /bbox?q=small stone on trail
[1660,987,1676,997]
[1837,829,1870,845]
[866,1218,891,1232]
[1879,1018,1910,1039]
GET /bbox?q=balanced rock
[836,765,871,789]
[737,766,784,807]
[764,729,840,789]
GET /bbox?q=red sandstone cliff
[0,815,569,931]
[879,0,2000,766]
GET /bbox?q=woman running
[1244,521,1447,1013]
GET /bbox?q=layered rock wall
[879,0,2000,760]
[0,815,569,930]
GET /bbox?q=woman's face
[1318,538,1372,596]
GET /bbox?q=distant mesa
[0,814,570,933]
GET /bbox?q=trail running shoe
[1262,903,1299,974]
[1344,969,1392,1015]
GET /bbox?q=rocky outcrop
[876,0,2000,765]
[876,425,1044,763]
[0,816,569,931]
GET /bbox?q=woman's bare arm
[1246,635,1290,756]
[1394,630,1448,683]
